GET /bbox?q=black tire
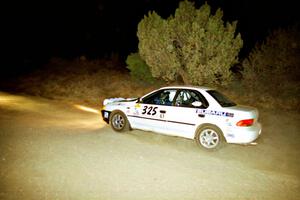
[109,111,130,132]
[195,124,224,150]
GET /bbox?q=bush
[242,25,300,95]
[126,52,156,84]
[241,25,300,111]
[137,0,243,86]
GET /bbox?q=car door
[128,89,177,133]
[162,89,209,139]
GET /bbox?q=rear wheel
[110,111,129,132]
[195,125,224,150]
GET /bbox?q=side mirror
[192,101,202,107]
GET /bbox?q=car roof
[159,85,214,91]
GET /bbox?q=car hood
[103,97,138,106]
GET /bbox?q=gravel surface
[0,92,299,200]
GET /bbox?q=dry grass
[221,78,300,112]
[12,58,160,107]
[5,57,299,111]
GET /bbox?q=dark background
[1,0,299,76]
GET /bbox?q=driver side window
[142,89,177,106]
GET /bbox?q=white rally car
[101,86,262,149]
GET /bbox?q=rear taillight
[236,119,254,127]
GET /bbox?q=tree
[241,25,300,98]
[242,25,300,83]
[137,0,243,86]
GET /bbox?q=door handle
[160,110,166,114]
[198,114,205,118]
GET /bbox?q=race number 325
[142,106,158,116]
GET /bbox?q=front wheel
[110,111,129,132]
[195,125,224,150]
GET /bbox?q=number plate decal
[142,106,158,116]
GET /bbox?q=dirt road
[0,91,299,200]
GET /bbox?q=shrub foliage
[137,0,243,85]
[241,25,300,110]
[242,26,300,110]
[126,52,156,84]
[242,26,300,84]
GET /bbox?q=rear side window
[207,90,236,107]
[175,89,208,108]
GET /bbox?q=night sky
[2,0,299,76]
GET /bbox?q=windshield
[207,90,236,107]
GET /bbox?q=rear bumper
[101,110,111,124]
[224,123,262,144]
